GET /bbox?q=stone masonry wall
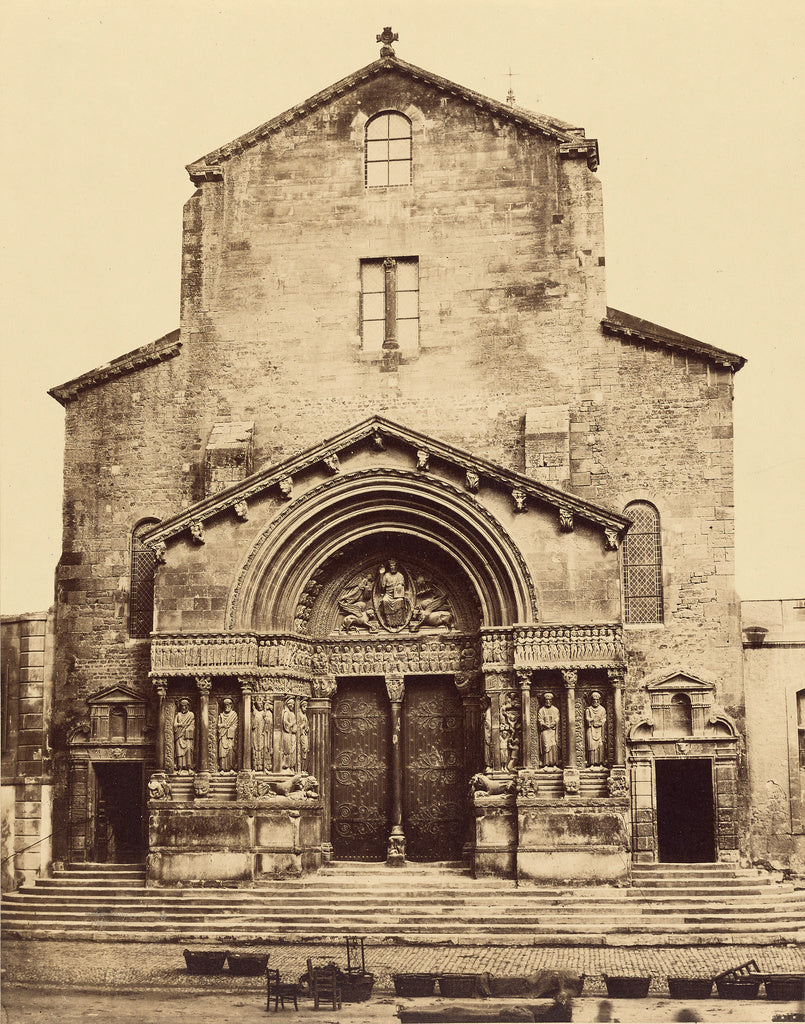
[49,66,746,860]
[1,611,54,889]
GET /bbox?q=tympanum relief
[335,560,455,634]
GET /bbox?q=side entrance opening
[93,762,145,862]
[655,757,715,862]
[331,675,465,862]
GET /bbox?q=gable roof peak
[186,51,599,180]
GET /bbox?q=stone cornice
[186,56,599,178]
[141,415,630,549]
[48,330,182,406]
[602,308,745,372]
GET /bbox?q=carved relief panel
[299,536,480,638]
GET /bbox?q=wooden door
[403,676,465,861]
[331,678,391,860]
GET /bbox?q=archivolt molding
[225,468,538,631]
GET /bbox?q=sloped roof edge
[143,414,630,547]
[602,308,745,371]
[186,56,599,180]
[48,330,182,406]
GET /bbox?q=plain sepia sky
[1,0,803,613]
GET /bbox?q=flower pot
[764,975,805,1001]
[438,974,480,998]
[667,977,713,999]
[603,974,651,998]
[339,971,375,1002]
[226,952,269,976]
[183,949,228,974]
[715,977,761,999]
[393,974,436,997]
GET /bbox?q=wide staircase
[2,861,803,945]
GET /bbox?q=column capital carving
[194,675,212,695]
[516,668,532,689]
[561,668,578,687]
[454,671,480,695]
[385,673,405,703]
[152,678,167,698]
[608,667,626,687]
[239,676,255,695]
[312,675,338,699]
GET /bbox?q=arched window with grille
[622,501,664,624]
[365,111,412,187]
[129,519,159,638]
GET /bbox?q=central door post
[386,671,406,866]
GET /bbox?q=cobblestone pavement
[2,987,804,1024]
[2,940,803,1023]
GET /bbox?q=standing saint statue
[281,696,298,771]
[217,697,238,772]
[298,698,310,772]
[483,696,492,770]
[251,698,265,771]
[173,699,195,773]
[265,698,274,769]
[585,691,607,766]
[538,692,560,768]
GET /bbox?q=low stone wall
[147,799,322,883]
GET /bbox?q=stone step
[7,886,802,908]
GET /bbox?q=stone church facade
[40,32,752,885]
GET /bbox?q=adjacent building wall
[1,611,54,891]
[743,598,805,874]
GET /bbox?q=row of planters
[393,964,805,1002]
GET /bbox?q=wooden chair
[307,958,342,1010]
[266,968,300,1011]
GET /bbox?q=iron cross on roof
[377,26,398,57]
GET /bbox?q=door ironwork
[331,678,391,860]
[403,676,465,861]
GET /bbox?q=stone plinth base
[473,795,517,877]
[147,799,322,884]
[516,799,630,884]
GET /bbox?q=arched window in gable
[622,501,664,624]
[129,519,159,638]
[365,111,412,187]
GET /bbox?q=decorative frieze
[150,625,622,685]
[324,636,477,676]
[151,634,259,674]
[514,625,624,667]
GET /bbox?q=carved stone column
[383,257,398,350]
[385,671,406,865]
[517,669,533,769]
[609,668,626,766]
[482,671,509,772]
[311,675,337,862]
[153,678,167,771]
[195,676,211,773]
[562,669,579,795]
[456,673,483,774]
[240,678,253,772]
